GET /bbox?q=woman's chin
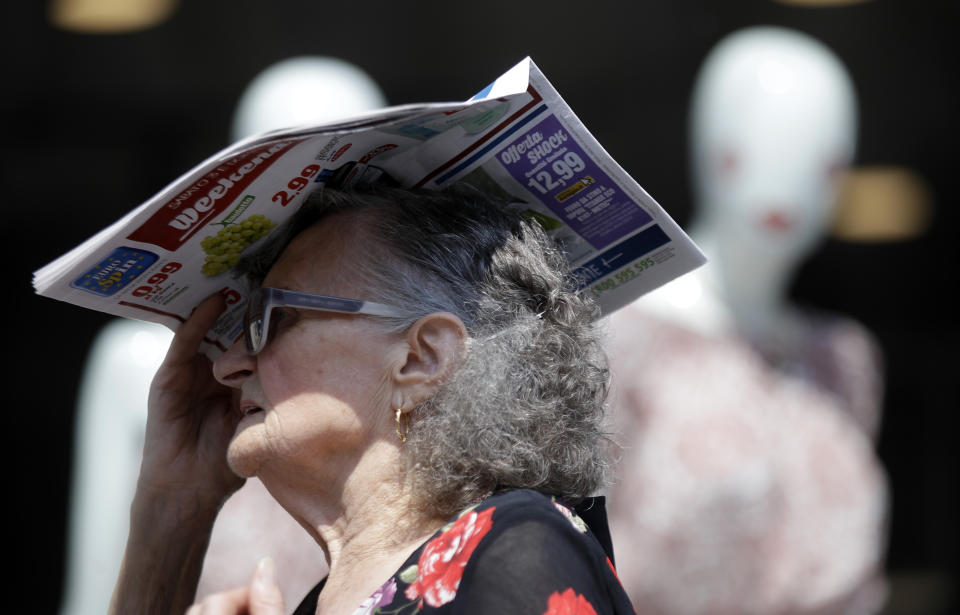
[226,435,262,478]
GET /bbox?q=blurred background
[4,0,956,612]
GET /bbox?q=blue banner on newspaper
[573,224,670,286]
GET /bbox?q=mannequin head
[689,27,857,270]
[231,56,387,141]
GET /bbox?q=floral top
[291,489,635,615]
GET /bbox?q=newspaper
[33,57,705,358]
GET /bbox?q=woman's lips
[239,400,264,417]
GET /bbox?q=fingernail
[254,556,276,587]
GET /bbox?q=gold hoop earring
[395,408,408,443]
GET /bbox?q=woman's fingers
[142,291,240,499]
[166,293,227,365]
[249,557,285,615]
[184,587,249,615]
[183,558,284,615]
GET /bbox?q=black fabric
[291,578,325,615]
[571,496,616,567]
[292,489,634,615]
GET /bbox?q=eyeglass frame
[243,286,403,355]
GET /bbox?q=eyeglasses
[243,286,403,355]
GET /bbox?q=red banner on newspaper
[127,138,304,251]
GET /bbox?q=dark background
[4,1,957,612]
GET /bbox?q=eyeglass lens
[245,289,266,354]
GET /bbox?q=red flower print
[542,588,598,615]
[405,507,496,607]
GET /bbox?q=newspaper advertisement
[33,57,706,358]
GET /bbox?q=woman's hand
[109,295,247,615]
[139,293,245,507]
[185,558,286,615]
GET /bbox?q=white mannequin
[634,25,880,436]
[59,56,386,615]
[605,27,888,614]
[650,25,855,346]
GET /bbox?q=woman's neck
[256,442,444,612]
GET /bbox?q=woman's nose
[213,335,255,387]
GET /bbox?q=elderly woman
[109,184,633,615]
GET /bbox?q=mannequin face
[690,27,857,266]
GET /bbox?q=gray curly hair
[237,183,612,517]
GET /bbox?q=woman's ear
[391,312,467,409]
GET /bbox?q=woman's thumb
[249,557,285,615]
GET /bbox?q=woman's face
[213,216,403,481]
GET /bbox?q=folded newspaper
[33,57,705,358]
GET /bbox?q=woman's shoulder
[407,489,632,613]
[415,489,632,615]
[473,489,605,543]
[477,487,572,513]
[413,488,595,568]
[474,487,586,514]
